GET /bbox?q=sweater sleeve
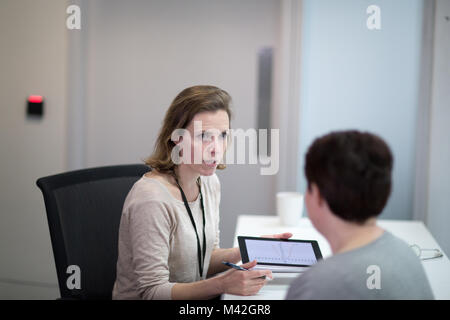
[127,199,175,300]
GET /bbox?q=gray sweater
[286,231,434,300]
[112,174,221,300]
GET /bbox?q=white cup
[276,192,304,226]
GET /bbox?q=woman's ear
[174,136,184,157]
[174,135,183,145]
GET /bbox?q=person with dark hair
[286,130,434,299]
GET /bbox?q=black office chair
[36,164,150,300]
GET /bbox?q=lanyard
[174,177,207,279]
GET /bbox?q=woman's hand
[218,260,272,296]
[260,232,293,239]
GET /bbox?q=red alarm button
[28,95,43,103]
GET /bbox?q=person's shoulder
[286,261,342,299]
[380,231,413,252]
[288,252,375,300]
[379,231,430,274]
[122,175,177,224]
[293,257,345,284]
[124,173,172,208]
[370,231,421,264]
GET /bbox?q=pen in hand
[221,261,270,280]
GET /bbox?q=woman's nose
[205,136,221,155]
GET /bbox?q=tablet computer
[238,236,323,273]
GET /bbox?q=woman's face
[182,109,230,176]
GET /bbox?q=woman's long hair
[145,85,232,175]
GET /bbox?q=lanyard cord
[174,176,207,279]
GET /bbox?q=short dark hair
[304,130,393,224]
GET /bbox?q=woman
[112,85,291,300]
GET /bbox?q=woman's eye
[196,131,228,141]
[198,132,210,141]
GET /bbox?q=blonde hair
[145,85,232,175]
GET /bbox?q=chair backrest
[36,164,149,299]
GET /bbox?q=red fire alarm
[27,95,44,117]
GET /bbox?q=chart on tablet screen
[245,239,317,265]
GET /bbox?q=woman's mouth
[203,160,217,168]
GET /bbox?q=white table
[222,215,450,300]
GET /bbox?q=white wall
[0,0,66,298]
[297,0,426,221]
[427,0,450,256]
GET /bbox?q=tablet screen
[238,236,323,267]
